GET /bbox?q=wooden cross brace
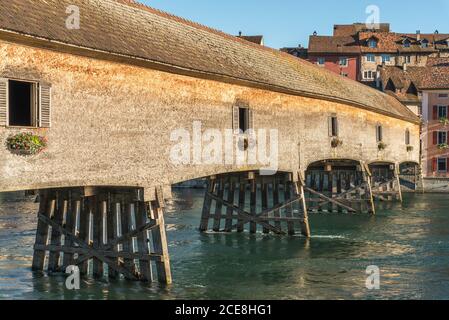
[35,213,160,280]
[207,192,306,235]
[304,186,358,213]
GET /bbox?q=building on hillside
[307,34,360,80]
[287,23,449,86]
[378,58,449,179]
[377,63,423,115]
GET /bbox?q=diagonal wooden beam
[207,193,286,235]
[308,183,367,211]
[102,220,157,252]
[229,194,303,230]
[38,214,139,280]
[39,214,90,249]
[303,187,357,213]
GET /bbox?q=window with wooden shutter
[248,109,254,130]
[0,78,8,126]
[433,131,438,145]
[438,158,447,172]
[433,105,438,120]
[233,106,240,135]
[329,115,338,137]
[39,83,51,128]
[405,129,410,145]
[376,124,383,142]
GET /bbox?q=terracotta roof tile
[308,36,360,54]
[379,58,449,92]
[0,0,418,122]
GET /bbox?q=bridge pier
[305,160,376,215]
[31,186,172,284]
[199,171,311,237]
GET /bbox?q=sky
[141,0,449,49]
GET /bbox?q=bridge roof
[0,0,419,123]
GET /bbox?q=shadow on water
[1,189,449,299]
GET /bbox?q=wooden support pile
[31,187,172,284]
[370,164,403,202]
[305,161,376,215]
[199,172,310,237]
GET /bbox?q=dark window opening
[405,129,410,145]
[438,158,447,172]
[407,82,418,95]
[438,131,447,145]
[376,125,383,142]
[239,107,249,133]
[385,79,396,92]
[330,116,339,137]
[438,106,447,119]
[8,80,35,127]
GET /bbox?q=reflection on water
[1,190,449,300]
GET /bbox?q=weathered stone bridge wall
[0,39,420,193]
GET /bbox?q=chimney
[313,31,318,36]
[416,30,421,41]
[238,31,242,37]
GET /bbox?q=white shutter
[247,109,256,149]
[248,109,254,130]
[233,106,240,135]
[0,79,8,126]
[39,84,51,128]
[335,117,339,136]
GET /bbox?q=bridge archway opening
[368,161,396,185]
[399,161,422,192]
[197,170,311,237]
[305,159,375,215]
[368,161,403,202]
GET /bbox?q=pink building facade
[422,91,449,177]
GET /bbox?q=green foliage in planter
[439,117,449,126]
[331,138,343,148]
[437,143,449,150]
[6,133,47,155]
[378,142,388,151]
[406,145,414,152]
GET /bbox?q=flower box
[6,133,47,156]
[378,142,388,151]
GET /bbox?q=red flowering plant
[6,132,47,156]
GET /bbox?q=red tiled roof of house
[333,23,390,36]
[308,36,360,54]
[379,58,449,94]
[0,0,418,123]
[312,29,449,55]
[420,58,449,89]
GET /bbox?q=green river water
[0,190,449,300]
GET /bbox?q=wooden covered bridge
[0,0,420,284]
